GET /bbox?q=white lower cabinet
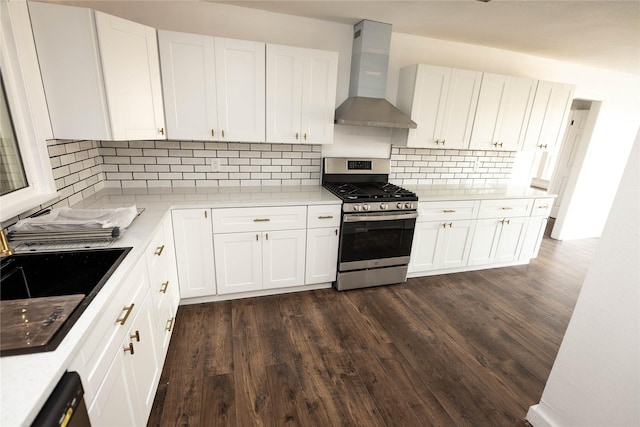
[214,229,306,294]
[172,209,216,298]
[305,227,339,284]
[520,198,554,260]
[468,217,528,266]
[88,293,160,426]
[410,220,476,273]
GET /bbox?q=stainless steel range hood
[335,20,417,129]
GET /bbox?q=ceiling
[208,0,640,75]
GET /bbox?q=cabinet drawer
[417,200,479,222]
[307,204,341,228]
[531,197,554,217]
[477,199,533,219]
[70,259,149,404]
[212,206,307,233]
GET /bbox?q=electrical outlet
[210,158,221,172]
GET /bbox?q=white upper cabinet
[29,2,165,141]
[158,31,265,142]
[469,74,537,151]
[266,44,338,144]
[396,64,482,149]
[521,80,575,152]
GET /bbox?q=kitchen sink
[0,247,131,356]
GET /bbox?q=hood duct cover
[335,20,416,129]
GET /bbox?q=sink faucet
[1,228,14,256]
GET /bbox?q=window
[0,74,28,196]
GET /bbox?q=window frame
[0,1,57,222]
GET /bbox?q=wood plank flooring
[148,228,598,427]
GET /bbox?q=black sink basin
[0,247,131,356]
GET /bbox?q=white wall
[526,130,640,427]
[43,0,640,238]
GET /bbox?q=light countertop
[404,184,556,201]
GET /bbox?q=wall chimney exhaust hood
[335,20,417,129]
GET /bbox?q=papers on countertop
[12,206,138,231]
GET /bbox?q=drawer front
[212,206,307,233]
[478,198,533,219]
[307,204,341,228]
[531,197,554,217]
[418,200,479,222]
[71,258,149,403]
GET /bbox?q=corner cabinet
[266,44,338,144]
[171,209,216,298]
[29,1,165,141]
[395,64,482,149]
[158,30,265,142]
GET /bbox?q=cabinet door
[172,209,216,298]
[94,11,165,140]
[439,68,482,149]
[498,77,537,150]
[124,294,161,422]
[408,221,443,273]
[522,81,574,151]
[158,30,217,140]
[494,217,528,263]
[520,216,548,260]
[215,38,265,142]
[301,49,338,144]
[468,219,501,266]
[29,1,111,140]
[214,232,263,294]
[469,73,509,151]
[88,347,139,427]
[305,227,339,284]
[440,220,476,269]
[406,64,451,148]
[266,45,304,143]
[262,230,306,289]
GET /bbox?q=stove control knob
[353,204,361,211]
[362,204,370,211]
[396,202,404,209]
[404,202,413,209]
[380,203,388,210]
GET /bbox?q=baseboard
[178,282,333,305]
[526,404,556,427]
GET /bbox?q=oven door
[339,211,418,271]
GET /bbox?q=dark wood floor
[148,226,598,427]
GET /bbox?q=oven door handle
[343,212,419,222]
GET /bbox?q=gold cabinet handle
[253,218,270,222]
[165,317,175,332]
[204,210,208,218]
[295,132,299,140]
[501,207,514,210]
[500,219,511,225]
[447,222,453,228]
[303,133,307,140]
[443,209,456,213]
[160,281,169,293]
[159,127,165,135]
[318,215,334,219]
[265,233,269,240]
[124,342,135,354]
[537,205,549,209]
[434,139,440,145]
[154,245,165,256]
[211,129,215,137]
[256,234,259,241]
[222,130,225,138]
[335,229,338,236]
[537,144,548,149]
[116,303,135,326]
[130,330,140,342]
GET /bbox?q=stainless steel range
[322,157,418,290]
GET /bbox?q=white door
[549,110,590,218]
[158,30,217,140]
[171,210,216,298]
[215,38,265,142]
[440,220,476,269]
[262,230,306,289]
[439,68,482,149]
[301,50,338,144]
[305,227,339,284]
[214,232,263,294]
[408,221,443,273]
[407,64,451,148]
[94,12,165,140]
[493,217,528,263]
[266,45,303,143]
